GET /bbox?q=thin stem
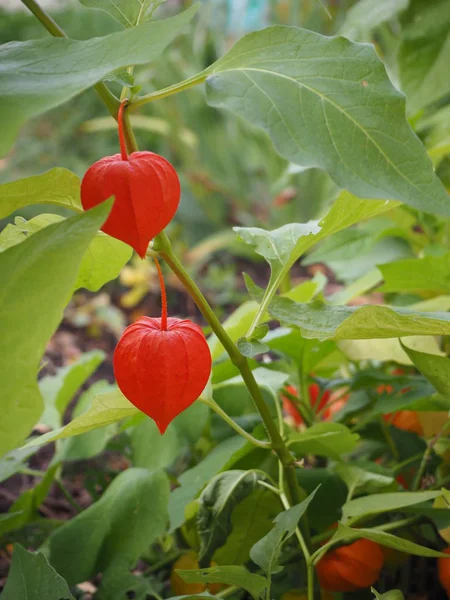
[379,416,400,460]
[117,100,129,161]
[200,398,271,449]
[55,478,82,513]
[153,257,168,331]
[130,74,208,110]
[20,0,120,118]
[413,420,450,491]
[258,480,281,495]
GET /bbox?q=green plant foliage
[206,27,449,213]
[0,199,112,458]
[380,252,450,294]
[48,468,170,585]
[287,422,359,459]
[1,544,74,600]
[342,490,443,521]
[79,0,166,27]
[0,5,198,156]
[340,0,409,41]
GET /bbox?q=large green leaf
[39,350,105,429]
[340,0,409,41]
[197,470,270,567]
[0,213,133,292]
[287,423,359,459]
[168,437,246,533]
[379,253,450,294]
[131,416,181,470]
[0,200,112,458]
[342,490,442,522]
[250,488,318,576]
[398,0,450,114]
[1,544,74,600]
[0,168,82,219]
[79,0,165,27]
[330,523,448,558]
[266,296,450,341]
[206,27,449,214]
[0,5,197,156]
[49,468,169,585]
[176,566,268,600]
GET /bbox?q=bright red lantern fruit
[113,260,212,434]
[81,101,180,257]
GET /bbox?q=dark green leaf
[288,422,359,459]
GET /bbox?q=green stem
[20,0,120,118]
[200,398,271,449]
[413,420,450,491]
[153,232,296,468]
[130,74,208,110]
[379,416,400,460]
[55,478,82,513]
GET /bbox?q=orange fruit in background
[316,538,384,592]
[438,547,450,597]
[383,410,423,436]
[170,551,223,595]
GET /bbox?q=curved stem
[20,0,120,118]
[130,74,208,110]
[200,398,271,449]
[153,258,167,331]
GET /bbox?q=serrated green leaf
[49,468,169,585]
[0,200,112,458]
[206,27,449,214]
[287,422,359,459]
[250,488,318,576]
[266,296,450,341]
[197,470,270,567]
[1,544,74,600]
[0,168,82,219]
[398,0,450,113]
[79,0,166,27]
[176,566,268,600]
[0,5,198,156]
[342,490,443,522]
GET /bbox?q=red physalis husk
[113,259,212,433]
[81,101,180,257]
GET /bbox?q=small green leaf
[209,300,261,360]
[288,423,359,459]
[237,337,269,358]
[250,488,319,576]
[79,0,166,27]
[334,463,396,497]
[1,544,74,600]
[0,446,38,483]
[0,5,198,156]
[207,27,449,214]
[371,588,405,600]
[332,523,449,558]
[0,200,112,458]
[49,468,169,585]
[342,490,443,522]
[401,342,450,396]
[267,296,450,341]
[197,470,271,567]
[176,566,268,600]
[0,168,82,220]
